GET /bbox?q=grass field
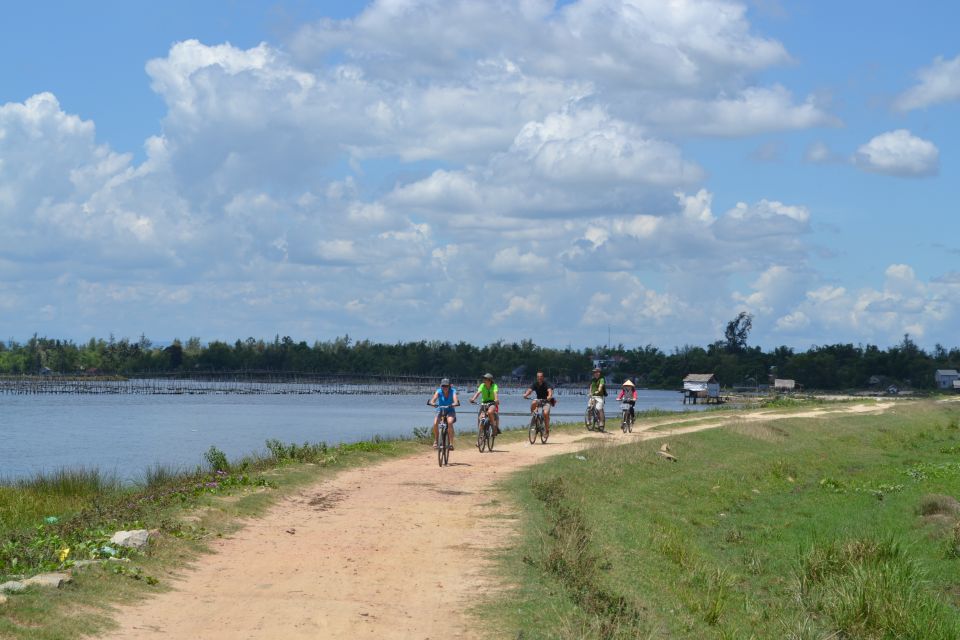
[496,400,960,639]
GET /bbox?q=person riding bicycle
[522,370,554,435]
[469,373,500,435]
[617,379,637,421]
[588,367,607,429]
[429,378,459,450]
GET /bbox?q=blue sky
[1,1,958,350]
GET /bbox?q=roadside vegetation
[496,400,960,639]
[0,434,423,639]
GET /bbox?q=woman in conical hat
[617,379,637,420]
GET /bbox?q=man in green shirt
[470,373,500,435]
[588,367,607,429]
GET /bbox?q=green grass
[495,401,960,639]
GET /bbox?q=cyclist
[470,373,500,435]
[617,379,637,422]
[429,378,459,450]
[522,370,554,435]
[588,367,607,429]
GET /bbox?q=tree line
[1,324,958,391]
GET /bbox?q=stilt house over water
[774,378,800,393]
[683,373,720,404]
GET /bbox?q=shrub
[204,446,229,472]
[265,439,328,463]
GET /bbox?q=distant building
[510,365,528,382]
[774,378,799,392]
[683,373,720,404]
[935,369,960,390]
[591,355,626,371]
[954,380,960,393]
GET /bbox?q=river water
[0,387,705,481]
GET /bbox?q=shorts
[436,407,456,418]
[588,396,605,411]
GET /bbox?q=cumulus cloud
[853,130,939,177]
[388,102,704,227]
[6,2,947,348]
[772,264,960,344]
[644,85,837,136]
[714,199,810,240]
[291,0,789,91]
[510,106,704,185]
[894,53,960,111]
[288,0,829,140]
[733,265,810,316]
[803,140,843,164]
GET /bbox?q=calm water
[0,388,704,480]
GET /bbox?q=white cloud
[7,4,949,349]
[387,103,704,229]
[803,140,842,164]
[508,105,704,186]
[733,265,809,316]
[492,294,546,324]
[775,310,809,331]
[490,247,551,275]
[853,130,939,177]
[714,199,810,240]
[291,0,789,91]
[772,264,960,344]
[644,85,837,136]
[894,54,960,111]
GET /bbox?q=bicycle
[528,399,549,444]
[585,396,604,432]
[620,402,634,433]
[474,401,496,452]
[428,402,458,467]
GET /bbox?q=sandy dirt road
[98,402,892,640]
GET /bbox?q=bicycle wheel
[596,411,604,432]
[584,408,593,431]
[477,416,486,452]
[528,415,538,444]
[437,426,446,467]
[488,424,496,451]
[627,413,633,433]
[539,415,548,444]
[622,410,629,433]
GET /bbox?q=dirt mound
[919,494,960,517]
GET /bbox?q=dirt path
[99,402,892,640]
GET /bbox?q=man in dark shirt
[522,370,554,435]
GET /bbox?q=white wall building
[935,369,959,390]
